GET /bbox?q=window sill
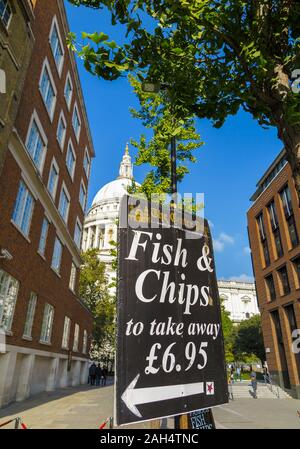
[39,340,52,346]
[62,346,69,351]
[5,330,13,336]
[22,335,33,341]
[37,251,46,261]
[10,220,31,243]
[51,267,61,278]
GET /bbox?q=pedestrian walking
[101,367,108,386]
[89,362,97,386]
[236,366,241,382]
[250,371,257,398]
[95,363,103,386]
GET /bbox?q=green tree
[79,249,115,355]
[233,314,266,363]
[68,0,300,198]
[128,75,203,197]
[220,302,236,363]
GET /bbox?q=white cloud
[243,246,251,255]
[229,274,254,283]
[213,232,234,252]
[208,220,214,228]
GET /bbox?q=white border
[56,110,67,151]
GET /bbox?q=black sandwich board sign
[115,197,228,426]
[188,409,216,429]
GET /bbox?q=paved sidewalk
[213,398,300,429]
[0,381,151,429]
[0,382,299,429]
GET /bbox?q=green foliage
[79,249,115,351]
[67,0,300,194]
[128,75,203,197]
[220,301,236,363]
[233,315,266,363]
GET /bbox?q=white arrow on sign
[121,374,204,418]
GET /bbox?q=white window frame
[0,0,12,29]
[72,102,81,142]
[56,110,67,151]
[64,71,73,110]
[51,236,63,274]
[66,138,76,180]
[62,316,71,350]
[58,182,71,224]
[79,180,87,211]
[83,147,91,178]
[49,15,65,77]
[40,303,54,344]
[39,58,57,122]
[74,218,82,249]
[47,157,59,201]
[73,323,80,352]
[82,329,88,354]
[25,110,48,175]
[0,269,19,332]
[23,292,37,339]
[38,216,50,258]
[69,262,77,292]
[11,180,35,240]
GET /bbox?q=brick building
[0,0,35,175]
[247,150,300,398]
[0,0,94,407]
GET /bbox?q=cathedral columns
[94,225,100,249]
[87,226,92,249]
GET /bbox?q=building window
[83,148,90,178]
[23,292,37,338]
[280,185,298,248]
[39,60,57,120]
[257,213,270,266]
[62,316,71,349]
[284,304,300,380]
[72,103,81,141]
[287,215,299,248]
[83,330,88,354]
[64,72,73,109]
[74,220,82,249]
[277,265,290,296]
[0,0,12,28]
[57,112,67,150]
[66,140,76,179]
[49,17,64,75]
[69,263,77,292]
[38,217,50,256]
[79,181,87,211]
[40,303,54,344]
[12,180,34,238]
[26,119,47,173]
[51,236,63,273]
[265,274,276,301]
[0,270,19,332]
[73,323,79,352]
[292,256,300,288]
[267,201,284,258]
[48,159,59,200]
[58,185,70,223]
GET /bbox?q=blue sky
[66,2,283,282]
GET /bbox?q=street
[0,381,299,429]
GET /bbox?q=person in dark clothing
[250,371,257,398]
[102,367,108,386]
[96,364,103,386]
[89,363,97,386]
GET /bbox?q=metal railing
[263,373,280,398]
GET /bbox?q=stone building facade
[0,0,94,407]
[218,280,259,324]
